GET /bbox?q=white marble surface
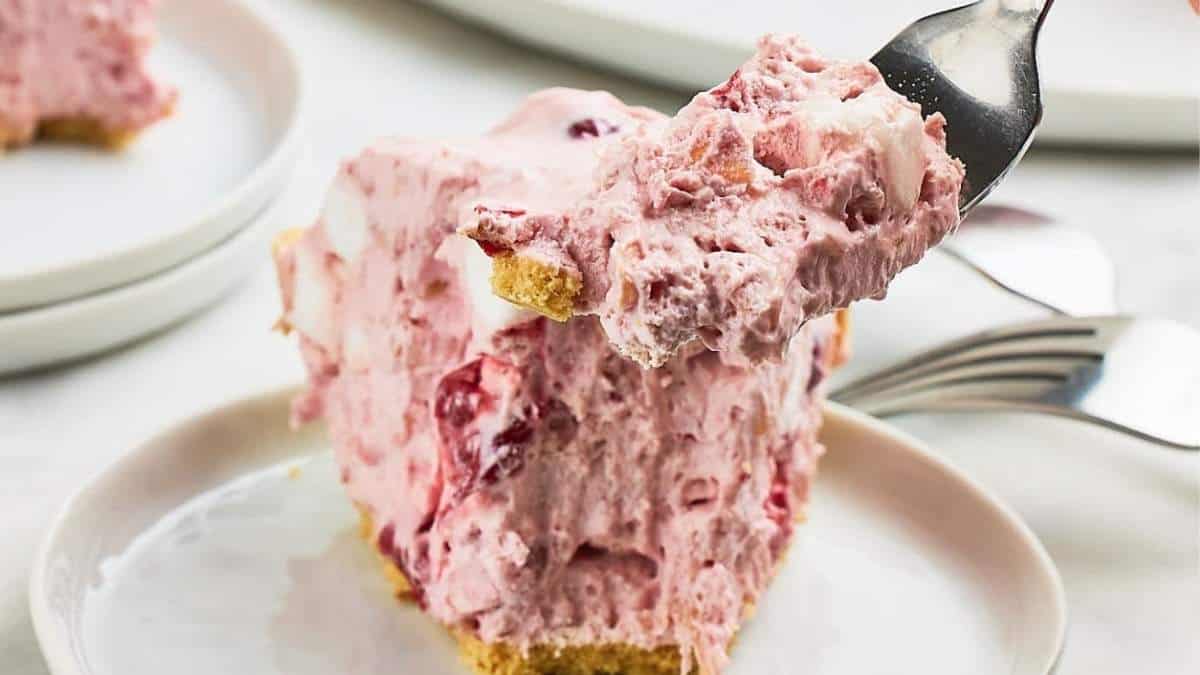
[1,1,1196,673]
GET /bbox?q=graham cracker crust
[357,507,690,675]
[270,228,308,335]
[458,637,686,675]
[490,252,582,323]
[1,114,163,152]
[37,117,136,149]
[0,124,15,150]
[271,227,306,258]
[830,307,852,367]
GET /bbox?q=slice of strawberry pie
[273,35,960,675]
[0,0,176,149]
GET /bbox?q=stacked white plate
[0,0,306,375]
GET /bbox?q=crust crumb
[490,253,581,322]
[830,308,852,367]
[272,227,307,258]
[38,117,139,149]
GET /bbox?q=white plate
[29,389,1066,675]
[0,167,307,376]
[421,0,1199,147]
[0,0,304,312]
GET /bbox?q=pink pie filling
[275,35,961,675]
[467,36,963,367]
[0,0,175,144]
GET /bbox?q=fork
[941,205,1120,316]
[854,2,1200,450]
[872,0,1054,215]
[830,316,1200,450]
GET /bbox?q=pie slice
[0,0,176,149]
[273,34,961,675]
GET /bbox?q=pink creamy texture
[0,0,175,143]
[468,35,963,367]
[276,87,841,674]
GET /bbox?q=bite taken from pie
[273,35,962,675]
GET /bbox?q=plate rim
[0,162,305,375]
[0,0,307,311]
[28,388,1068,674]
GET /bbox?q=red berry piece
[433,356,536,498]
[477,241,511,257]
[568,117,620,139]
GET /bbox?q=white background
[1,1,1197,673]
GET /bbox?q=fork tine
[845,391,1199,452]
[833,348,1102,401]
[837,356,1097,407]
[845,375,1070,417]
[830,316,1129,401]
[835,316,1200,450]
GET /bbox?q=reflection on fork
[871,0,1055,214]
[831,315,1200,450]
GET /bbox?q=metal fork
[830,316,1200,450]
[858,3,1200,449]
[941,206,1120,317]
[872,0,1054,215]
